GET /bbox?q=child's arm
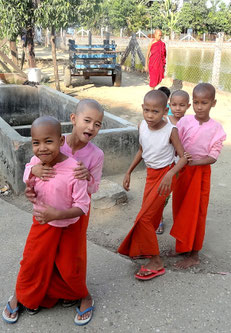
[73,153,104,194]
[189,157,216,166]
[34,179,90,224]
[34,205,85,224]
[123,145,143,191]
[31,164,56,180]
[24,156,56,182]
[158,128,187,195]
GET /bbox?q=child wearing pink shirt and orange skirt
[170,83,226,269]
[2,116,92,326]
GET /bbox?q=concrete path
[0,198,231,333]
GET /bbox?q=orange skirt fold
[118,165,173,258]
[16,211,90,309]
[171,165,211,253]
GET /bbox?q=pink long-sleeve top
[60,137,104,194]
[177,115,226,160]
[23,156,90,228]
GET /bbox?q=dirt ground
[1,65,231,275]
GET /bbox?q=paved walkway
[0,198,231,333]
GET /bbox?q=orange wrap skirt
[171,165,211,253]
[118,165,173,257]
[16,210,90,309]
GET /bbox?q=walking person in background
[145,29,166,89]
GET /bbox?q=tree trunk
[27,28,36,68]
[51,26,60,91]
[9,40,18,65]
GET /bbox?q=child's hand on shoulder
[123,173,131,191]
[158,172,173,196]
[33,204,58,224]
[32,164,56,181]
[74,161,90,181]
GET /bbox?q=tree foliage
[99,0,148,32]
[0,0,34,40]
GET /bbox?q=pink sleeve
[72,179,90,215]
[23,156,40,183]
[208,133,226,160]
[87,153,104,194]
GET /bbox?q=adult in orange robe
[145,29,166,88]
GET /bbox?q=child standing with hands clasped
[170,83,226,269]
[118,90,189,280]
[24,99,104,324]
[2,116,93,325]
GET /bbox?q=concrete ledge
[0,85,139,193]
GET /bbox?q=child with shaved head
[24,99,104,325]
[157,89,191,234]
[170,83,226,269]
[118,90,189,280]
[3,116,92,325]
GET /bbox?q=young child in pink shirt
[170,83,226,269]
[3,116,92,325]
[24,99,104,324]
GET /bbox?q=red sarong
[16,210,90,309]
[149,40,166,88]
[118,166,172,257]
[170,165,211,253]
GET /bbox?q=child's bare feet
[174,251,200,269]
[136,255,164,277]
[166,249,189,257]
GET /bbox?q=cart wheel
[113,67,122,87]
[64,66,71,87]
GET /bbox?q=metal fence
[54,29,231,93]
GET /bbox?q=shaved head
[155,29,162,35]
[76,99,104,115]
[31,116,61,136]
[170,90,190,103]
[144,90,168,108]
[193,83,216,100]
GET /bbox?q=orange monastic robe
[171,165,211,253]
[16,212,90,309]
[118,166,172,257]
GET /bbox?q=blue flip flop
[74,300,94,326]
[2,296,19,324]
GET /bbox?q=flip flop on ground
[61,299,78,308]
[2,296,19,324]
[74,299,94,326]
[135,266,166,280]
[25,307,40,315]
[156,222,164,234]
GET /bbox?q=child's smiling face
[31,124,64,166]
[71,107,103,143]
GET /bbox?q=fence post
[211,32,223,87]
